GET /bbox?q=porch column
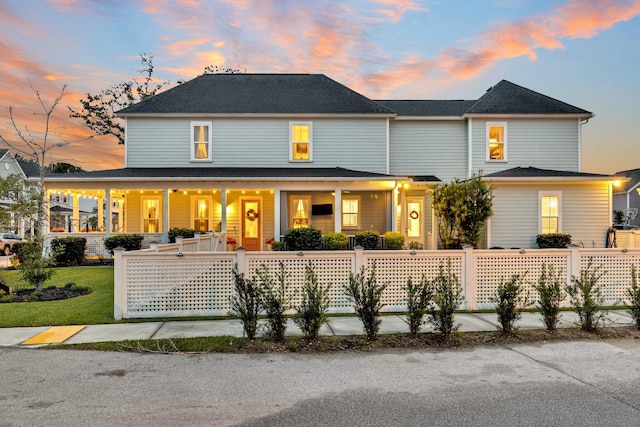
[105,188,111,238]
[220,187,227,235]
[42,191,50,236]
[274,190,281,241]
[400,187,407,235]
[334,188,342,233]
[117,199,124,232]
[162,188,169,243]
[392,187,399,232]
[72,194,80,232]
[97,195,104,231]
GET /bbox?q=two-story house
[40,74,620,250]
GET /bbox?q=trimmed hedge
[168,228,196,243]
[103,234,144,255]
[536,233,572,249]
[283,227,323,251]
[51,236,86,266]
[354,230,381,250]
[383,231,405,250]
[323,232,349,250]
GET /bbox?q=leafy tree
[47,162,84,173]
[432,172,493,249]
[203,65,244,74]
[0,82,75,290]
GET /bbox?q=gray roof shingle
[118,74,395,116]
[465,80,592,116]
[374,100,475,117]
[484,167,611,179]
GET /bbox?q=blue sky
[0,0,639,173]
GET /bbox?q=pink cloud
[371,0,428,23]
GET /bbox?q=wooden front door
[241,199,261,251]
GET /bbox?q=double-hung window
[539,191,561,234]
[291,196,311,228]
[191,121,212,162]
[342,196,361,229]
[290,122,312,162]
[487,122,507,161]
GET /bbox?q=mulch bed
[7,286,90,302]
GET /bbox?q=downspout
[578,117,590,172]
[386,117,390,175]
[467,118,473,179]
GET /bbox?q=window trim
[289,121,313,162]
[190,121,213,163]
[538,191,562,234]
[486,122,507,162]
[341,195,361,229]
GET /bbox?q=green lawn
[0,266,115,327]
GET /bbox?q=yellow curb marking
[22,325,86,345]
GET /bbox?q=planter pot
[227,244,236,251]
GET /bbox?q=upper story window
[191,121,212,162]
[290,122,312,162]
[540,191,561,234]
[342,196,361,229]
[487,122,507,161]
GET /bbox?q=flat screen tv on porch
[311,204,333,216]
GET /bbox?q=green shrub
[230,265,262,340]
[64,282,76,288]
[50,236,86,266]
[294,262,332,341]
[354,230,380,250]
[566,261,606,332]
[535,264,566,332]
[492,274,529,334]
[168,228,196,243]
[407,241,424,250]
[0,295,17,303]
[11,241,38,263]
[103,234,144,255]
[283,227,322,251]
[323,232,349,250]
[428,260,463,337]
[69,284,90,293]
[344,263,386,340]
[257,263,290,342]
[383,231,405,250]
[626,265,640,330]
[270,241,285,251]
[536,233,572,248]
[405,275,432,338]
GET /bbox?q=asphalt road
[2,339,640,426]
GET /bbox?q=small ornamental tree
[294,262,332,340]
[344,263,387,340]
[432,172,493,249]
[534,264,566,332]
[566,261,606,332]
[405,275,433,338]
[492,274,529,334]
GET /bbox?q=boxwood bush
[354,230,381,250]
[383,231,405,250]
[168,228,196,243]
[103,234,144,255]
[51,236,86,266]
[536,233,572,249]
[323,232,349,250]
[283,227,322,251]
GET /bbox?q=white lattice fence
[577,250,640,305]
[474,250,570,309]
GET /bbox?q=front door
[241,199,261,251]
[406,197,423,247]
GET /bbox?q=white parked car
[0,232,22,256]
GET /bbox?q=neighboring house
[613,168,640,226]
[35,74,622,250]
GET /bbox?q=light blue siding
[388,120,467,182]
[471,119,580,175]
[126,117,388,173]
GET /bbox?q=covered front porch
[43,169,439,254]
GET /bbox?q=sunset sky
[0,0,639,174]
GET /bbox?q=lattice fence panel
[125,256,235,317]
[475,253,569,308]
[246,255,354,311]
[579,253,640,305]
[364,254,464,311]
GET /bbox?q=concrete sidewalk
[0,310,635,347]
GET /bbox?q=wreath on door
[246,209,259,221]
[409,210,419,220]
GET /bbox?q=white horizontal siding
[489,182,611,249]
[126,117,387,173]
[389,121,467,182]
[471,119,579,175]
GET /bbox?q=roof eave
[117,112,398,119]
[464,113,593,119]
[485,176,622,183]
[392,116,464,121]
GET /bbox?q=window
[291,196,311,228]
[540,192,561,234]
[191,196,212,232]
[487,122,507,161]
[342,196,360,229]
[191,121,212,162]
[290,122,312,161]
[141,196,162,233]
